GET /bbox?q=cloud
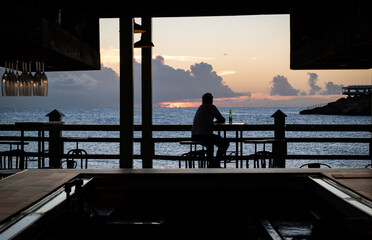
[51,72,99,93]
[134,55,250,105]
[268,72,344,97]
[322,81,344,95]
[305,72,344,95]
[269,75,300,96]
[307,72,322,95]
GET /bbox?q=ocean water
[0,107,370,169]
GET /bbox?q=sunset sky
[100,15,371,107]
[1,15,371,108]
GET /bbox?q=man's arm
[212,105,226,123]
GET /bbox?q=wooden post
[119,17,134,168]
[272,110,287,168]
[46,109,64,168]
[141,17,154,168]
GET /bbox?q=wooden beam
[141,17,154,168]
[119,17,134,168]
[0,2,100,71]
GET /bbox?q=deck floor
[0,168,371,224]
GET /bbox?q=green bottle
[229,109,232,124]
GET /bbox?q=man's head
[202,93,213,104]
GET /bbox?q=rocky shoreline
[300,94,371,116]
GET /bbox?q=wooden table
[214,123,247,167]
[0,141,29,151]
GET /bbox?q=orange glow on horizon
[156,94,343,108]
[158,101,201,108]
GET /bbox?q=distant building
[342,85,372,96]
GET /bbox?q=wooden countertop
[0,169,79,223]
[0,168,371,225]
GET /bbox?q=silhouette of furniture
[62,138,88,169]
[0,150,32,169]
[214,122,247,168]
[179,140,207,168]
[245,139,276,168]
[300,163,331,168]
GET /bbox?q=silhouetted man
[192,93,229,168]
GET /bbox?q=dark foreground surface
[0,168,371,239]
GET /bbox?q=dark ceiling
[1,0,371,71]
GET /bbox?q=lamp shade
[134,22,146,33]
[134,36,154,48]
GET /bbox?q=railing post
[271,110,287,168]
[46,109,64,168]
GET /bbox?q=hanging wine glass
[9,62,17,96]
[37,61,43,96]
[1,61,10,96]
[25,62,32,96]
[27,62,34,96]
[14,61,20,96]
[5,62,12,96]
[33,61,42,96]
[19,62,27,96]
[41,61,48,96]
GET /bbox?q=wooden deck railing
[0,122,371,168]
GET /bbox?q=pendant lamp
[134,36,154,48]
[134,22,146,33]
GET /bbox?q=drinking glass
[19,62,27,96]
[14,62,20,96]
[27,62,34,96]
[1,62,10,96]
[33,61,42,96]
[41,61,48,96]
[9,62,18,96]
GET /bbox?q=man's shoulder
[201,103,217,109]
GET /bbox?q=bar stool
[179,140,207,168]
[254,151,275,168]
[64,138,88,169]
[245,139,276,168]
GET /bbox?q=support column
[141,17,154,168]
[119,17,134,168]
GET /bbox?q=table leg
[38,129,41,168]
[235,130,239,167]
[20,129,25,169]
[42,129,45,168]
